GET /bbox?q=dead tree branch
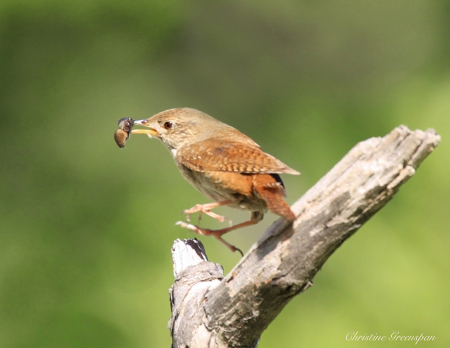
[168,126,440,348]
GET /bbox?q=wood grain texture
[168,126,440,348]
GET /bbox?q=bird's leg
[176,211,264,255]
[182,200,233,225]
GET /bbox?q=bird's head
[131,107,249,155]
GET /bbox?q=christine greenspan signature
[346,331,435,344]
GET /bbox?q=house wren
[114,107,299,254]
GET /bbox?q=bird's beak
[130,119,159,136]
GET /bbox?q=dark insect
[114,117,134,148]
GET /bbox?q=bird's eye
[163,121,173,130]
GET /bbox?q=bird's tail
[254,174,296,221]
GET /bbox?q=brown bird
[116,108,299,254]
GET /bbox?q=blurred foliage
[1,0,449,347]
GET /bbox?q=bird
[114,107,299,254]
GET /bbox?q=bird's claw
[181,204,232,226]
[175,221,242,256]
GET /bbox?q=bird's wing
[176,139,299,175]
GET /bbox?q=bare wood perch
[168,126,440,348]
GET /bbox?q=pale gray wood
[169,126,441,348]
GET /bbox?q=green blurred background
[1,0,449,347]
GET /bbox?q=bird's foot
[175,221,243,256]
[182,201,232,226]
